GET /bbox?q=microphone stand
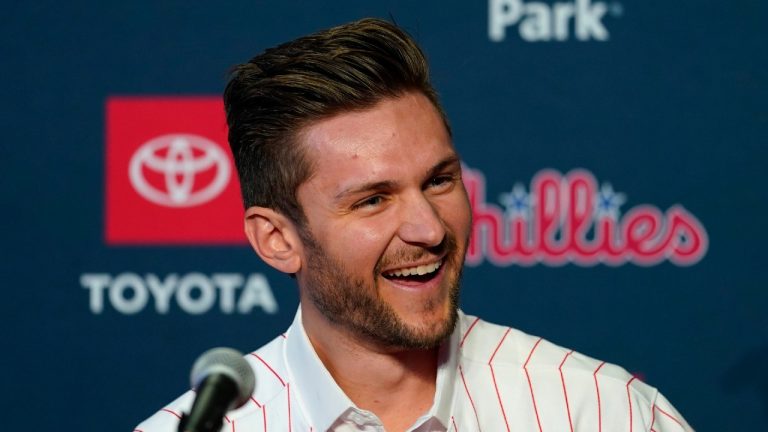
[177,374,239,432]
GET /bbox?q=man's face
[295,92,472,349]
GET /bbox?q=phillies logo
[463,166,708,267]
[129,134,231,208]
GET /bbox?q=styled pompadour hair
[224,18,448,225]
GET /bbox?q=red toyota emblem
[105,97,246,245]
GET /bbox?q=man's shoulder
[455,314,692,430]
[458,313,657,401]
[135,334,289,432]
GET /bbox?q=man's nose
[396,193,446,247]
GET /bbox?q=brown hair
[224,18,449,226]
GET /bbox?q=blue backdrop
[3,1,767,430]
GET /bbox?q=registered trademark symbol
[609,2,624,17]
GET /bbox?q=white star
[594,183,626,220]
[499,183,532,219]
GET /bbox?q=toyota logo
[129,134,231,207]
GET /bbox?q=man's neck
[301,304,439,431]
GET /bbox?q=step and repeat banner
[3,1,766,430]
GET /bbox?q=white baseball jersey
[135,308,693,431]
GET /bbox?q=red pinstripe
[489,328,512,432]
[161,408,181,419]
[490,366,510,432]
[461,317,481,347]
[262,404,267,432]
[250,396,262,408]
[655,405,685,429]
[626,376,637,432]
[650,403,657,432]
[558,350,575,432]
[594,361,606,432]
[459,365,482,431]
[451,415,458,431]
[287,382,292,432]
[489,328,511,364]
[251,353,287,387]
[523,337,544,432]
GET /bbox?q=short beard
[301,230,462,350]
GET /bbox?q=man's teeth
[385,260,442,277]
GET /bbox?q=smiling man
[294,92,468,349]
[136,18,693,432]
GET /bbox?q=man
[136,18,693,431]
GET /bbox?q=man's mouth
[382,259,443,282]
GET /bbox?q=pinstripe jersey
[135,308,693,432]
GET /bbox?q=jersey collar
[284,306,461,431]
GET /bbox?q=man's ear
[244,206,303,274]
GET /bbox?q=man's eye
[427,175,454,189]
[352,195,384,209]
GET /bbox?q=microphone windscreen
[190,347,256,409]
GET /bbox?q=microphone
[177,347,256,432]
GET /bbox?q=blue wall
[3,1,767,429]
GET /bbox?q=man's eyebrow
[334,180,398,202]
[425,155,461,179]
[333,154,461,202]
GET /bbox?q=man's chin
[392,307,458,350]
